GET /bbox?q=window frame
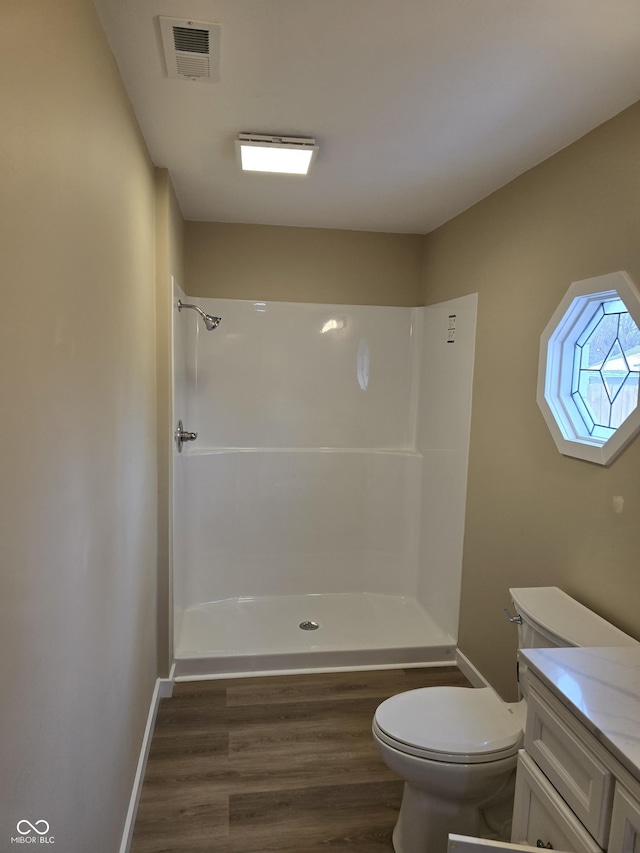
[537,271,640,465]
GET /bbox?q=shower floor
[174,592,456,678]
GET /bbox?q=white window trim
[537,270,640,465]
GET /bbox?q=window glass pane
[601,341,628,402]
[583,313,619,369]
[592,424,616,441]
[575,303,604,347]
[578,370,609,427]
[571,344,582,394]
[618,312,640,363]
[603,298,627,314]
[572,389,594,432]
[611,374,639,428]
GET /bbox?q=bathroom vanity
[511,645,640,853]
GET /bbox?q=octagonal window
[537,271,640,465]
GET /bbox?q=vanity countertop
[521,645,640,783]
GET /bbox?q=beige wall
[422,102,640,699]
[0,1,159,849]
[185,221,424,305]
[155,170,185,676]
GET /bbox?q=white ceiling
[93,0,640,234]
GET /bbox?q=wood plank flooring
[130,666,472,852]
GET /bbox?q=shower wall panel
[183,299,419,449]
[172,280,190,636]
[415,294,478,640]
[183,449,421,605]
[175,297,423,610]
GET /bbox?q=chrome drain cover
[299,620,319,631]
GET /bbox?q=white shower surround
[172,285,477,676]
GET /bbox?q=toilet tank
[509,586,637,650]
[509,587,638,701]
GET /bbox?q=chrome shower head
[177,299,222,331]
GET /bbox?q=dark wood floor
[130,666,472,852]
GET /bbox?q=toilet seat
[373,687,523,765]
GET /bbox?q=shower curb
[173,644,456,679]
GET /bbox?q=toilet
[372,587,638,853]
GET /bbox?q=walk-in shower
[172,285,477,678]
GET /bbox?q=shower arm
[177,299,221,331]
[177,299,207,320]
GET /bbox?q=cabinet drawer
[512,750,602,853]
[525,681,614,845]
[608,784,640,853]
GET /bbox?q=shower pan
[172,286,477,678]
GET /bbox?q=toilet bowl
[372,686,523,853]
[372,587,639,853]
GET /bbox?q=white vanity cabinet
[608,785,640,853]
[511,664,640,853]
[511,750,602,852]
[447,646,640,853]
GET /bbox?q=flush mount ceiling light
[236,134,318,175]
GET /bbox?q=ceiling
[92,0,640,234]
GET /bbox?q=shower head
[177,299,222,331]
[203,313,222,331]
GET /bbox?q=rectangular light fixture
[236,134,318,175]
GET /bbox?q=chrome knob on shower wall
[175,420,198,453]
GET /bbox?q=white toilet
[372,586,638,853]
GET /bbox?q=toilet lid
[374,687,523,764]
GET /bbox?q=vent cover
[159,17,221,82]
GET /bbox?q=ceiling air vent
[159,17,221,82]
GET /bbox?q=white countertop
[521,645,640,783]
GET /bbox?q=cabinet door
[448,834,570,853]
[511,752,602,853]
[525,681,613,846]
[608,785,640,853]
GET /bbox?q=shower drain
[299,620,319,631]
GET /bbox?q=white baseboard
[159,663,176,697]
[455,649,491,689]
[119,666,175,853]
